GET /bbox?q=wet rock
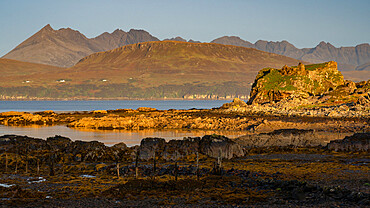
[0,135,129,162]
[138,138,166,160]
[199,135,244,159]
[112,142,128,151]
[0,135,47,152]
[47,135,72,151]
[327,132,370,151]
[162,137,200,160]
[138,135,244,160]
[236,129,328,147]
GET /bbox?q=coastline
[0,97,238,101]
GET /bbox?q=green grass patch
[305,63,327,71]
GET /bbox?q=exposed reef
[0,134,369,207]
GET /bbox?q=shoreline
[0,98,241,101]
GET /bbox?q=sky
[0,0,369,57]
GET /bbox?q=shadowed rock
[199,135,244,159]
[138,135,244,160]
[327,133,370,151]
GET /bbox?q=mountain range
[2,24,159,67]
[2,24,370,71]
[211,36,370,71]
[0,41,301,99]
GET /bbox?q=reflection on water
[0,100,233,112]
[0,125,248,146]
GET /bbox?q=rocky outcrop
[67,110,258,131]
[221,98,247,109]
[327,133,370,152]
[248,61,345,104]
[0,111,61,126]
[235,129,340,147]
[0,135,130,162]
[199,135,244,159]
[138,138,167,160]
[139,135,244,160]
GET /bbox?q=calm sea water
[0,100,233,112]
[0,100,247,145]
[0,125,247,146]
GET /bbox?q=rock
[93,110,108,114]
[327,133,370,151]
[248,61,344,104]
[138,135,244,160]
[112,142,128,151]
[0,135,129,162]
[47,135,72,151]
[0,135,47,152]
[356,95,370,106]
[136,107,157,112]
[221,98,247,109]
[162,137,200,160]
[138,138,166,160]
[199,135,244,159]
[235,129,327,147]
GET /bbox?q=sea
[0,100,247,146]
[0,100,231,112]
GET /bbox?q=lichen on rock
[247,61,345,104]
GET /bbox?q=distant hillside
[212,36,370,71]
[0,58,63,86]
[2,25,159,67]
[69,41,301,85]
[0,41,301,99]
[355,62,370,71]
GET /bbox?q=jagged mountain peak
[211,36,254,48]
[164,36,187,42]
[3,25,160,67]
[41,24,54,31]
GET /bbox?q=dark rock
[236,129,324,147]
[47,135,72,151]
[138,135,244,160]
[112,142,128,151]
[162,137,200,160]
[138,138,166,160]
[327,132,370,151]
[199,135,244,159]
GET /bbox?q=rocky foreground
[0,61,369,207]
[0,133,369,207]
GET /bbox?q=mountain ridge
[212,37,370,71]
[3,25,159,67]
[2,24,370,72]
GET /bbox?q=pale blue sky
[0,0,369,57]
